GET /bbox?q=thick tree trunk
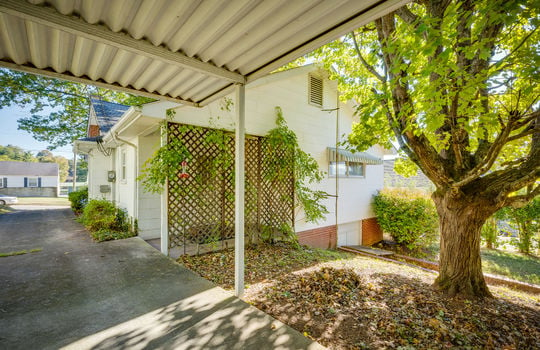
[432,191,495,298]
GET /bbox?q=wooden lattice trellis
[167,122,294,255]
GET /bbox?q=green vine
[266,107,329,223]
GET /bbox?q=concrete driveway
[0,205,323,350]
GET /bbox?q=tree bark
[432,190,495,298]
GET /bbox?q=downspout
[113,133,138,222]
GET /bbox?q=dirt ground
[180,243,540,349]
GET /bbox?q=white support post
[234,84,246,298]
[72,151,77,191]
[160,124,169,256]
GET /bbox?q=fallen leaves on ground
[178,243,540,349]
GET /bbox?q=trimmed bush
[79,199,137,242]
[373,188,439,249]
[68,187,88,214]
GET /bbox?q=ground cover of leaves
[179,243,540,349]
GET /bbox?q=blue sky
[0,105,73,159]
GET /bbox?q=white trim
[0,0,244,84]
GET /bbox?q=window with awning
[327,147,383,165]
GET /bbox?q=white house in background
[74,65,389,254]
[0,161,59,197]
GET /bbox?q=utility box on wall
[100,185,111,193]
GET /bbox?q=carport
[0,0,409,297]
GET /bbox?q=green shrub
[481,217,499,249]
[373,188,439,249]
[496,197,539,254]
[68,187,88,214]
[80,199,137,242]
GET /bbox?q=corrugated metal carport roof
[0,0,408,106]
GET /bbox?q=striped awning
[327,147,383,165]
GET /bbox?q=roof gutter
[102,106,142,145]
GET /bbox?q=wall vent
[308,74,323,107]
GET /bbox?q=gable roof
[0,161,58,176]
[91,98,131,135]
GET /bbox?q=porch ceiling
[0,0,409,106]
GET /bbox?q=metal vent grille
[309,75,323,107]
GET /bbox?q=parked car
[0,194,18,205]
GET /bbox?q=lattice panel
[167,122,294,254]
[260,138,295,230]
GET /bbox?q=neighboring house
[0,161,59,197]
[384,159,434,190]
[74,65,389,254]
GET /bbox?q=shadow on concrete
[0,206,322,350]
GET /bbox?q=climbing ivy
[266,107,329,223]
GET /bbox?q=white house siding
[137,132,162,239]
[87,150,113,201]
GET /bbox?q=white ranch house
[0,161,59,197]
[75,66,388,255]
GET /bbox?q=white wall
[114,144,136,216]
[0,175,58,187]
[87,150,113,201]
[137,131,162,239]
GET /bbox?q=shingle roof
[91,98,130,135]
[0,161,58,176]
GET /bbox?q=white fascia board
[103,107,141,143]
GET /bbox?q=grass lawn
[482,249,540,285]
[179,243,540,350]
[16,197,70,206]
[380,241,540,285]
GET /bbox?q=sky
[0,104,74,159]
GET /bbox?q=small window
[329,161,346,176]
[329,161,365,177]
[121,151,127,181]
[308,74,323,107]
[28,177,38,187]
[0,178,3,187]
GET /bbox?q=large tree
[0,69,154,149]
[314,0,539,297]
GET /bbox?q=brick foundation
[297,225,337,249]
[361,217,383,246]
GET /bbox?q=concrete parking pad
[0,206,324,350]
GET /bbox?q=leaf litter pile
[179,243,540,349]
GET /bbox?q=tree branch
[504,185,540,208]
[395,6,418,24]
[350,31,386,83]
